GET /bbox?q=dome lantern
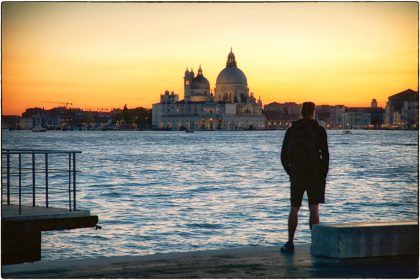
[226,48,237,67]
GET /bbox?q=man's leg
[288,206,300,243]
[283,178,304,252]
[308,175,324,230]
[308,203,319,229]
[288,177,304,245]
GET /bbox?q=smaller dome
[191,65,210,90]
[191,75,210,90]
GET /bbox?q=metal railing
[1,149,82,214]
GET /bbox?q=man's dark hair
[301,102,316,118]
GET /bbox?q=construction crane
[42,101,73,109]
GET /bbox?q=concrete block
[2,224,41,265]
[311,220,419,258]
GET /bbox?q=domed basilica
[152,49,265,130]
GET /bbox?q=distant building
[264,103,364,129]
[19,118,33,130]
[315,105,331,121]
[264,103,355,129]
[315,105,333,128]
[2,115,21,130]
[370,99,385,128]
[384,89,419,128]
[152,49,265,130]
[263,102,300,129]
[342,107,371,129]
[329,105,346,129]
[22,107,46,119]
[321,101,384,129]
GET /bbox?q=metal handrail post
[19,154,22,215]
[68,153,72,211]
[6,152,10,205]
[73,152,76,211]
[32,153,36,207]
[1,149,82,211]
[45,153,49,208]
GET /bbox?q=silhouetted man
[280,102,329,253]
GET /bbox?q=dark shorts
[290,175,326,207]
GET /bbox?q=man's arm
[281,129,291,175]
[319,127,329,177]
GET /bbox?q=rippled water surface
[2,130,418,261]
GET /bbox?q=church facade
[152,49,265,130]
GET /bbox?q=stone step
[311,220,419,258]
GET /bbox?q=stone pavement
[2,244,418,278]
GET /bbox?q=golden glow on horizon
[2,2,418,115]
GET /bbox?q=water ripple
[2,130,418,261]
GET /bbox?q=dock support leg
[2,223,41,265]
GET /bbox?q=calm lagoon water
[2,130,418,261]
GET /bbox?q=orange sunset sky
[2,2,419,115]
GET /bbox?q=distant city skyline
[2,2,418,115]
[6,96,389,117]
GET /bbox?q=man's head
[301,102,316,119]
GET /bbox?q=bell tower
[184,68,192,100]
[371,98,378,109]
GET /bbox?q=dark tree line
[15,105,152,127]
[113,105,152,126]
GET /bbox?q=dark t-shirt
[281,118,329,178]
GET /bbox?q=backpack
[287,125,320,176]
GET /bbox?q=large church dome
[216,49,248,86]
[216,67,247,85]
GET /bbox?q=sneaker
[280,241,294,253]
